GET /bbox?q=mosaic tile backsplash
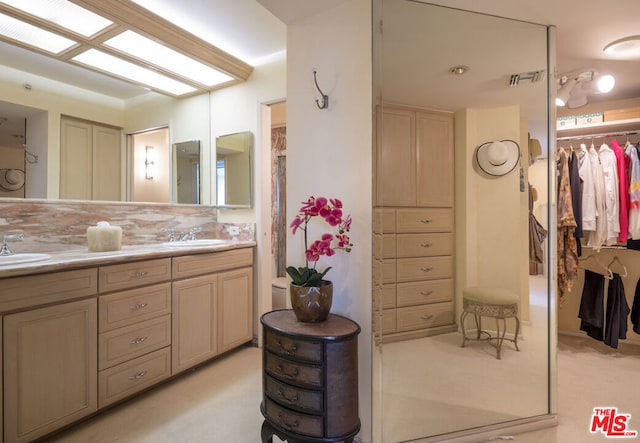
[0,199,254,253]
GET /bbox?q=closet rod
[557,130,639,142]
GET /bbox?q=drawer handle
[276,365,299,380]
[277,388,299,404]
[421,242,433,248]
[276,340,298,356]
[130,271,148,278]
[421,290,433,296]
[420,267,433,272]
[129,303,148,311]
[277,413,299,430]
[420,219,433,224]
[130,336,148,345]
[128,371,147,380]
[421,314,434,321]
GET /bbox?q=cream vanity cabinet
[172,248,254,374]
[1,269,99,443]
[373,104,455,343]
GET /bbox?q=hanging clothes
[598,143,620,245]
[626,142,640,239]
[578,143,596,232]
[557,149,579,305]
[569,150,583,256]
[578,269,605,341]
[529,184,547,266]
[604,273,630,349]
[585,144,608,249]
[611,140,630,243]
[631,277,640,334]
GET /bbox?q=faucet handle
[161,227,176,242]
[188,226,202,240]
[1,230,24,256]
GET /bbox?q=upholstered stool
[460,287,520,359]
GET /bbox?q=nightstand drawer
[265,330,323,363]
[265,352,322,388]
[397,279,453,307]
[99,282,171,332]
[99,315,171,370]
[264,398,323,438]
[265,375,323,414]
[397,302,454,332]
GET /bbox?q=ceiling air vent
[509,70,545,87]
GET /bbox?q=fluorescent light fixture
[604,35,640,58]
[0,12,76,54]
[555,77,576,107]
[0,0,112,37]
[104,30,233,87]
[73,49,197,96]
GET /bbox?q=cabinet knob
[276,340,298,356]
[128,371,147,380]
[277,388,299,404]
[420,219,433,224]
[420,242,432,248]
[130,336,148,345]
[130,271,148,278]
[421,314,434,321]
[129,303,148,311]
[276,365,299,380]
[277,413,299,430]
[420,267,433,272]
[420,290,433,296]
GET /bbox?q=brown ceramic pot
[290,280,333,322]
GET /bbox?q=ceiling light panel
[0,0,112,37]
[72,49,197,96]
[104,30,233,87]
[0,12,76,53]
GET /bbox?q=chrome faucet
[0,232,25,256]
[161,227,177,242]
[179,226,202,241]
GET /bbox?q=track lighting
[556,77,577,107]
[555,71,615,108]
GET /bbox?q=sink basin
[0,253,52,266]
[162,239,227,247]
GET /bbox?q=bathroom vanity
[0,241,255,443]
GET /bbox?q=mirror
[215,131,252,208]
[373,1,552,441]
[173,140,201,204]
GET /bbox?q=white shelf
[557,117,640,140]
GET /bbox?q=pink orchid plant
[287,196,354,287]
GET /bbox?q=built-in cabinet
[373,104,455,343]
[0,246,254,442]
[60,116,122,201]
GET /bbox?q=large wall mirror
[215,131,252,208]
[372,1,553,441]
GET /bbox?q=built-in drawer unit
[395,208,453,233]
[396,302,455,333]
[99,258,171,293]
[99,282,171,332]
[172,248,253,280]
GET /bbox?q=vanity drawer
[172,248,253,279]
[396,302,454,332]
[98,346,171,408]
[396,256,453,282]
[0,268,97,313]
[99,315,171,370]
[99,258,171,293]
[99,282,171,332]
[396,233,453,257]
[263,397,323,438]
[396,279,453,307]
[396,208,453,233]
[265,352,323,388]
[265,330,323,363]
[265,375,323,414]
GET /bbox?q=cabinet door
[60,117,93,200]
[4,298,98,443]
[92,125,122,201]
[218,267,253,354]
[375,107,416,206]
[415,111,454,207]
[172,274,218,374]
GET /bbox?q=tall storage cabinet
[373,104,455,343]
[60,116,122,201]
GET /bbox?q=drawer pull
[130,271,148,278]
[129,303,148,311]
[277,413,299,430]
[276,340,298,356]
[277,388,299,404]
[420,219,433,224]
[420,267,433,272]
[128,371,147,380]
[421,290,433,296]
[130,336,148,344]
[276,365,299,380]
[421,242,432,248]
[421,314,434,321]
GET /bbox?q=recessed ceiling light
[604,35,640,57]
[450,65,469,75]
[0,12,76,53]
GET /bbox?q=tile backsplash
[0,199,254,253]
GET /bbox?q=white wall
[286,0,373,440]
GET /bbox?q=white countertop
[0,240,256,279]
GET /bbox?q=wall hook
[313,69,329,110]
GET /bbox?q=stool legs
[460,310,520,359]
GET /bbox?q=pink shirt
[611,140,629,242]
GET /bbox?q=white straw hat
[475,140,520,176]
[0,169,25,191]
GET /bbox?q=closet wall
[557,98,640,346]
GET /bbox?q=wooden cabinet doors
[218,267,253,354]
